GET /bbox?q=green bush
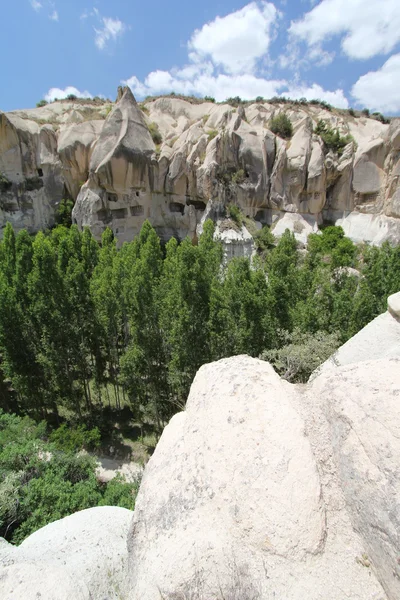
[204,96,215,103]
[55,199,74,227]
[49,424,100,453]
[207,129,218,143]
[66,94,77,101]
[148,122,162,145]
[362,108,370,117]
[231,169,245,184]
[261,329,341,383]
[0,173,12,192]
[254,226,275,253]
[36,100,48,108]
[314,120,354,155]
[269,113,293,139]
[227,204,242,226]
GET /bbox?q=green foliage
[55,199,74,227]
[66,94,77,101]
[207,129,218,143]
[148,122,162,145]
[0,172,12,192]
[49,424,100,453]
[227,204,242,226]
[254,226,275,254]
[0,411,139,544]
[261,329,341,382]
[225,96,243,107]
[314,120,354,154]
[36,100,48,108]
[231,169,245,184]
[204,96,215,103]
[362,108,370,117]
[268,113,293,139]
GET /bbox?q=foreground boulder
[0,506,132,600]
[128,352,400,599]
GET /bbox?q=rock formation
[2,91,400,247]
[0,506,132,599]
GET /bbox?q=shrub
[314,120,353,155]
[362,108,370,117]
[49,424,101,453]
[55,198,74,227]
[231,169,245,184]
[66,94,77,101]
[226,96,243,107]
[255,96,264,103]
[204,96,215,103]
[148,122,162,145]
[254,226,275,253]
[260,329,341,383]
[348,108,355,116]
[207,129,218,143]
[0,173,12,192]
[36,100,48,108]
[269,113,293,139]
[227,204,242,226]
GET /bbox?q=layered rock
[1,92,400,245]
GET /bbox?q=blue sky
[2,0,400,113]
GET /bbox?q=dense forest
[0,218,399,543]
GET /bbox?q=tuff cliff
[1,87,400,245]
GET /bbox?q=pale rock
[0,506,133,600]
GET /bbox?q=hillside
[1,88,400,246]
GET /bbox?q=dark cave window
[37,168,44,177]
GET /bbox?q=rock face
[0,506,132,600]
[128,306,400,598]
[2,92,400,245]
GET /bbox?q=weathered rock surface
[316,291,400,375]
[0,506,132,600]
[2,91,400,245]
[128,354,400,599]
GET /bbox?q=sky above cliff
[2,0,400,113]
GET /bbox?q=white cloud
[49,10,58,21]
[124,69,286,102]
[122,2,348,110]
[188,2,280,75]
[44,86,92,103]
[30,0,42,11]
[289,0,400,60]
[351,54,400,113]
[94,16,125,50]
[283,83,349,108]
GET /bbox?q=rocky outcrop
[2,91,400,245]
[128,350,400,600]
[0,506,132,600]
[315,291,400,375]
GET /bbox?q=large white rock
[0,506,132,600]
[128,355,389,600]
[315,292,400,376]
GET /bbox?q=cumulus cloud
[188,2,280,75]
[44,86,92,103]
[30,0,42,11]
[351,54,400,113]
[283,83,349,108]
[124,69,287,102]
[122,2,347,107]
[49,10,58,21]
[289,0,400,60]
